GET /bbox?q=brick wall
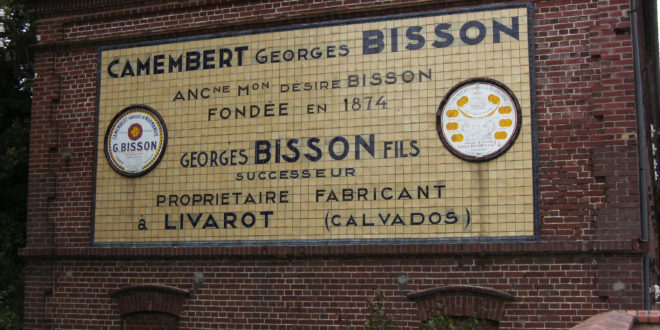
[26,253,641,328]
[24,0,656,328]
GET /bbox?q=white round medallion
[104,105,167,176]
[437,79,521,161]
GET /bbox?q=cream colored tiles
[94,6,534,244]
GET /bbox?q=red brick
[23,0,658,329]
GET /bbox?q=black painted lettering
[363,30,385,55]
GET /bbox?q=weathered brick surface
[571,310,635,330]
[24,0,657,328]
[24,255,639,329]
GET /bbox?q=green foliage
[364,291,395,329]
[0,0,34,328]
[420,305,457,330]
[420,305,486,330]
[364,292,487,330]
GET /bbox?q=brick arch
[110,285,190,317]
[407,285,514,324]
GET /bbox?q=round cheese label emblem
[127,123,143,140]
[437,78,521,161]
[104,105,167,177]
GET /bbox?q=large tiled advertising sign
[94,4,536,245]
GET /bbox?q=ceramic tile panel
[93,5,536,245]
